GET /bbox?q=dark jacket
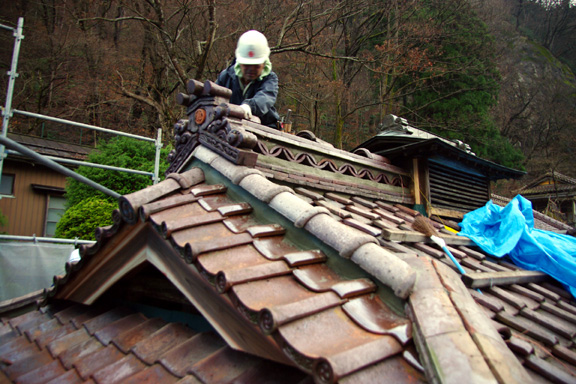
[216,64,280,129]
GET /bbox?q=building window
[0,174,15,196]
[45,195,66,237]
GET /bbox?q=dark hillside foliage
[1,0,575,179]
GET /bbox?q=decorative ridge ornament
[167,80,259,174]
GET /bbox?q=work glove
[240,103,252,120]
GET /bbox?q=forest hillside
[1,0,575,192]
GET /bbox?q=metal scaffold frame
[0,17,163,200]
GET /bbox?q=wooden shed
[0,133,92,236]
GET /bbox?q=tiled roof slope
[516,172,576,197]
[34,165,426,384]
[0,303,310,383]
[8,133,92,161]
[29,141,574,383]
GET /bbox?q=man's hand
[240,104,252,120]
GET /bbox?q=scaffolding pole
[0,17,24,189]
[0,135,121,199]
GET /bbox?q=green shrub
[55,197,116,240]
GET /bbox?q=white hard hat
[235,30,270,65]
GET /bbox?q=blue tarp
[458,195,576,297]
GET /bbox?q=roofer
[216,30,280,129]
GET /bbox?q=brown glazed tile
[345,205,380,221]
[170,221,232,250]
[506,336,534,355]
[216,202,253,217]
[350,196,379,209]
[278,306,385,356]
[173,375,203,384]
[196,244,268,276]
[189,347,262,383]
[246,224,286,238]
[73,344,127,380]
[196,194,238,212]
[331,279,377,299]
[495,311,558,347]
[33,323,77,349]
[12,313,48,335]
[552,344,576,366]
[315,335,403,383]
[13,359,66,384]
[315,199,353,219]
[139,194,199,221]
[373,208,405,225]
[295,187,326,201]
[339,354,426,384]
[457,246,487,261]
[325,192,353,205]
[252,237,302,261]
[292,264,350,292]
[58,337,104,369]
[162,211,224,238]
[91,354,147,384]
[524,354,576,384]
[278,306,400,381]
[342,296,410,344]
[46,328,91,358]
[185,232,255,262]
[112,318,167,353]
[190,184,227,197]
[131,323,196,365]
[375,200,400,213]
[470,290,504,313]
[520,307,576,340]
[481,259,513,272]
[44,369,84,384]
[341,218,382,237]
[82,307,135,335]
[232,275,321,312]
[120,364,180,384]
[526,283,562,302]
[2,348,53,381]
[540,302,576,325]
[542,282,574,301]
[222,214,261,233]
[259,291,344,334]
[148,201,208,228]
[68,306,110,329]
[93,313,148,346]
[508,284,546,303]
[488,286,529,310]
[411,243,445,260]
[158,332,226,377]
[283,250,327,267]
[216,260,292,293]
[23,318,61,343]
[0,336,37,362]
[557,301,576,317]
[7,310,44,330]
